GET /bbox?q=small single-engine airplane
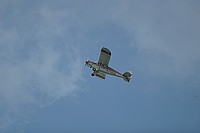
[85,47,132,82]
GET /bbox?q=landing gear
[91,68,96,76]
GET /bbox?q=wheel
[91,73,94,76]
[93,68,96,71]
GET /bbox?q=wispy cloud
[1,0,200,132]
[0,2,84,131]
[109,1,200,79]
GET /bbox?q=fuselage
[85,60,124,78]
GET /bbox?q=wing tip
[101,47,111,55]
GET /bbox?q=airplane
[85,47,132,82]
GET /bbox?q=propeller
[85,60,88,67]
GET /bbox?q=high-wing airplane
[85,47,132,82]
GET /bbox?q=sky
[0,0,200,132]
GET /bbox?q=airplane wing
[98,47,111,66]
[96,71,106,79]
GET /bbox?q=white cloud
[1,0,200,131]
[109,1,200,79]
[0,2,84,131]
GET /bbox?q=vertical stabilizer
[123,71,132,82]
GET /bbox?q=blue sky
[0,0,200,132]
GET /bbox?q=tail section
[123,71,132,82]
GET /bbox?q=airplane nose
[85,60,89,66]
